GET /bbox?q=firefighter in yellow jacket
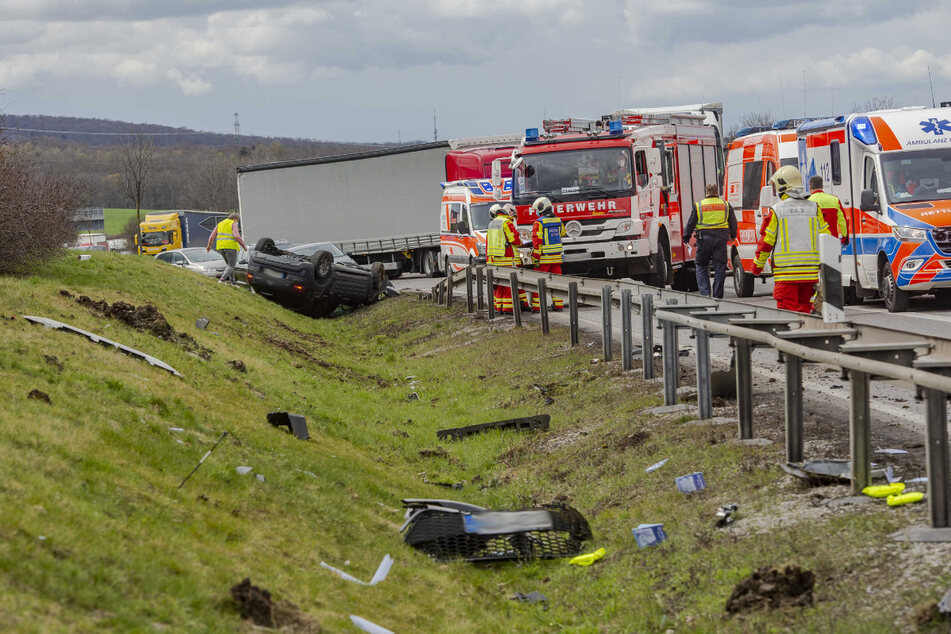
[486,203,527,314]
[751,166,831,313]
[530,196,565,311]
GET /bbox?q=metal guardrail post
[432,285,438,304]
[662,318,678,406]
[465,267,474,313]
[569,282,579,346]
[446,271,453,308]
[476,266,485,311]
[621,289,632,371]
[849,370,871,493]
[924,388,950,528]
[642,294,654,379]
[735,337,754,439]
[486,269,495,319]
[601,285,613,362]
[785,354,804,463]
[695,329,712,420]
[436,281,444,305]
[538,278,550,335]
[510,272,522,327]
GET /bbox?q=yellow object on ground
[886,491,924,507]
[861,483,905,498]
[569,547,605,567]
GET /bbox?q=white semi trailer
[237,136,518,278]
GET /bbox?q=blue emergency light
[525,128,539,142]
[850,116,878,146]
[608,120,623,135]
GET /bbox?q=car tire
[255,237,276,254]
[311,250,334,280]
[732,252,754,298]
[879,261,909,313]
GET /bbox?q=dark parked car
[247,238,387,317]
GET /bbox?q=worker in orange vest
[530,197,565,311]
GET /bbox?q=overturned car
[248,238,389,318]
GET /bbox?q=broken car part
[512,591,548,604]
[632,524,667,548]
[320,554,393,586]
[675,472,706,494]
[24,315,181,376]
[266,412,309,440]
[436,415,550,441]
[715,504,739,527]
[400,498,591,562]
[350,615,394,634]
[568,547,605,567]
[178,431,229,488]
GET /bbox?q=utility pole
[433,110,437,142]
[802,69,807,118]
[928,65,937,108]
[233,112,240,144]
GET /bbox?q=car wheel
[254,237,276,254]
[879,261,909,313]
[732,252,754,297]
[311,250,334,280]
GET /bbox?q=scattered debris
[875,447,909,455]
[645,458,669,473]
[424,480,463,490]
[177,431,229,489]
[734,438,773,446]
[227,359,247,372]
[350,615,393,634]
[887,491,923,506]
[44,354,63,371]
[236,466,253,475]
[27,389,51,404]
[296,469,319,479]
[675,472,706,494]
[532,384,551,394]
[24,316,182,377]
[437,415,550,441]
[229,578,318,631]
[715,504,739,527]
[907,476,929,484]
[401,499,592,562]
[862,483,905,498]
[255,473,266,482]
[267,412,309,440]
[544,397,555,405]
[632,523,667,548]
[320,554,393,586]
[649,403,693,416]
[418,447,448,458]
[782,460,885,485]
[939,588,951,617]
[884,465,901,483]
[195,317,209,330]
[169,427,184,432]
[408,392,420,401]
[512,591,548,604]
[822,496,872,509]
[568,547,605,567]
[725,565,814,614]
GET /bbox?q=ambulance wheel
[732,253,754,298]
[879,261,909,313]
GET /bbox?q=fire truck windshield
[881,148,951,204]
[513,147,635,205]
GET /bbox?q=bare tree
[184,150,239,212]
[118,132,155,253]
[725,111,774,144]
[850,96,899,113]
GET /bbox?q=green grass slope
[0,253,948,632]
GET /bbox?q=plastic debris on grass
[512,591,548,604]
[715,504,739,528]
[645,458,669,473]
[568,547,605,567]
[350,615,393,634]
[676,472,706,494]
[887,492,924,506]
[875,447,909,455]
[862,483,905,498]
[320,554,393,586]
[632,524,667,548]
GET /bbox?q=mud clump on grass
[726,564,815,614]
[28,389,51,403]
[75,296,212,359]
[229,578,321,632]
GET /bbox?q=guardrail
[431,264,951,539]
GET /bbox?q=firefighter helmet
[769,165,802,197]
[532,196,554,216]
[489,203,503,219]
[500,203,516,217]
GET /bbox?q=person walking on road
[486,203,526,313]
[683,183,737,298]
[752,166,831,313]
[529,196,565,311]
[206,212,247,286]
[807,175,849,246]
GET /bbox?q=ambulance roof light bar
[447,133,524,150]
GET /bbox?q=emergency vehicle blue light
[850,116,877,146]
[525,128,539,142]
[608,120,623,135]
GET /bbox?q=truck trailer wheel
[732,252,754,298]
[421,250,439,278]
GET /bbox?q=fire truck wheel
[645,241,670,288]
[732,253,754,298]
[878,261,909,313]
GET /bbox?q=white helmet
[769,165,802,198]
[489,203,503,219]
[501,203,516,217]
[532,196,554,216]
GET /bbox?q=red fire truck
[509,103,724,286]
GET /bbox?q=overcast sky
[1,0,949,143]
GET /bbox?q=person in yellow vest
[486,203,527,313]
[807,175,849,246]
[530,197,566,312]
[683,183,737,298]
[751,166,831,313]
[206,213,247,286]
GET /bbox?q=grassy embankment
[0,252,948,632]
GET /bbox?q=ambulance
[509,103,724,286]
[798,106,951,312]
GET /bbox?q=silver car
[155,248,227,278]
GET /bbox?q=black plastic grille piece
[437,415,550,441]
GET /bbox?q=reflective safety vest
[487,216,518,265]
[215,218,239,250]
[532,216,565,264]
[754,195,830,282]
[695,197,730,230]
[808,190,848,239]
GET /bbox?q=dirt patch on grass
[271,320,328,347]
[75,296,212,359]
[726,564,815,614]
[229,578,321,632]
[265,334,392,387]
[614,430,650,451]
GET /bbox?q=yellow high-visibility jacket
[753,193,830,282]
[215,218,239,250]
[695,197,730,230]
[487,215,520,266]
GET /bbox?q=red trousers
[530,263,564,311]
[493,282,528,314]
[774,281,816,313]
